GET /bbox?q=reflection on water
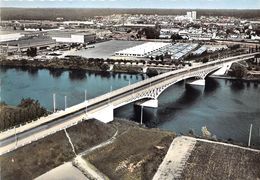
[115,77,260,147]
[230,80,245,92]
[49,68,64,78]
[27,68,38,77]
[69,70,87,80]
[0,67,141,110]
[204,77,220,95]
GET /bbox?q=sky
[0,0,260,9]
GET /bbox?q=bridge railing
[0,52,259,139]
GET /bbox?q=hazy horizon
[1,0,260,9]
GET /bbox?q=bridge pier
[142,66,148,73]
[89,104,114,123]
[186,79,205,86]
[140,99,158,108]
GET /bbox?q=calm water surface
[1,67,259,146]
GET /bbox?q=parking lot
[69,40,145,59]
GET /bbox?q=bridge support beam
[89,104,114,123]
[141,99,158,108]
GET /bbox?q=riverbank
[0,118,175,180]
[210,74,260,82]
[0,57,144,74]
[1,116,259,179]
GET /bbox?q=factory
[115,42,170,57]
[0,31,24,42]
[48,31,96,44]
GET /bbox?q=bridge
[0,52,259,155]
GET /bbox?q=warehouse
[115,42,170,57]
[49,31,96,44]
[0,31,24,42]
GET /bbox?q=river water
[1,67,260,147]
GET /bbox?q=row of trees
[0,98,47,131]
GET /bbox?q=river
[0,67,259,147]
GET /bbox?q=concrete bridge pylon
[89,104,114,123]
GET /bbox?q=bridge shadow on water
[115,80,205,128]
[145,84,203,127]
[204,77,220,96]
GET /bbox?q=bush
[100,63,110,71]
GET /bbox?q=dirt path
[152,136,196,180]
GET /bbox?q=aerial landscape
[0,0,260,179]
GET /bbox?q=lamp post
[85,89,87,102]
[140,106,143,125]
[53,93,56,113]
[248,124,253,147]
[15,127,18,148]
[64,96,67,110]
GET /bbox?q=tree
[143,27,160,39]
[171,33,183,42]
[202,57,209,63]
[26,47,37,57]
[160,55,164,61]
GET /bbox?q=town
[0,5,260,180]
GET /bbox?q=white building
[186,11,196,20]
[0,32,24,42]
[115,42,170,57]
[187,12,192,19]
[49,32,96,43]
[192,11,197,20]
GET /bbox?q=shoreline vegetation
[0,98,47,131]
[1,55,260,81]
[0,57,146,74]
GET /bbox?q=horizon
[1,0,260,9]
[1,7,260,10]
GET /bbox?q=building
[0,36,56,53]
[192,11,197,20]
[187,12,192,19]
[0,32,24,42]
[186,11,196,20]
[49,31,96,44]
[115,42,170,57]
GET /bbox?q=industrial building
[146,43,198,60]
[0,36,56,53]
[48,31,96,44]
[0,31,24,42]
[115,42,170,57]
